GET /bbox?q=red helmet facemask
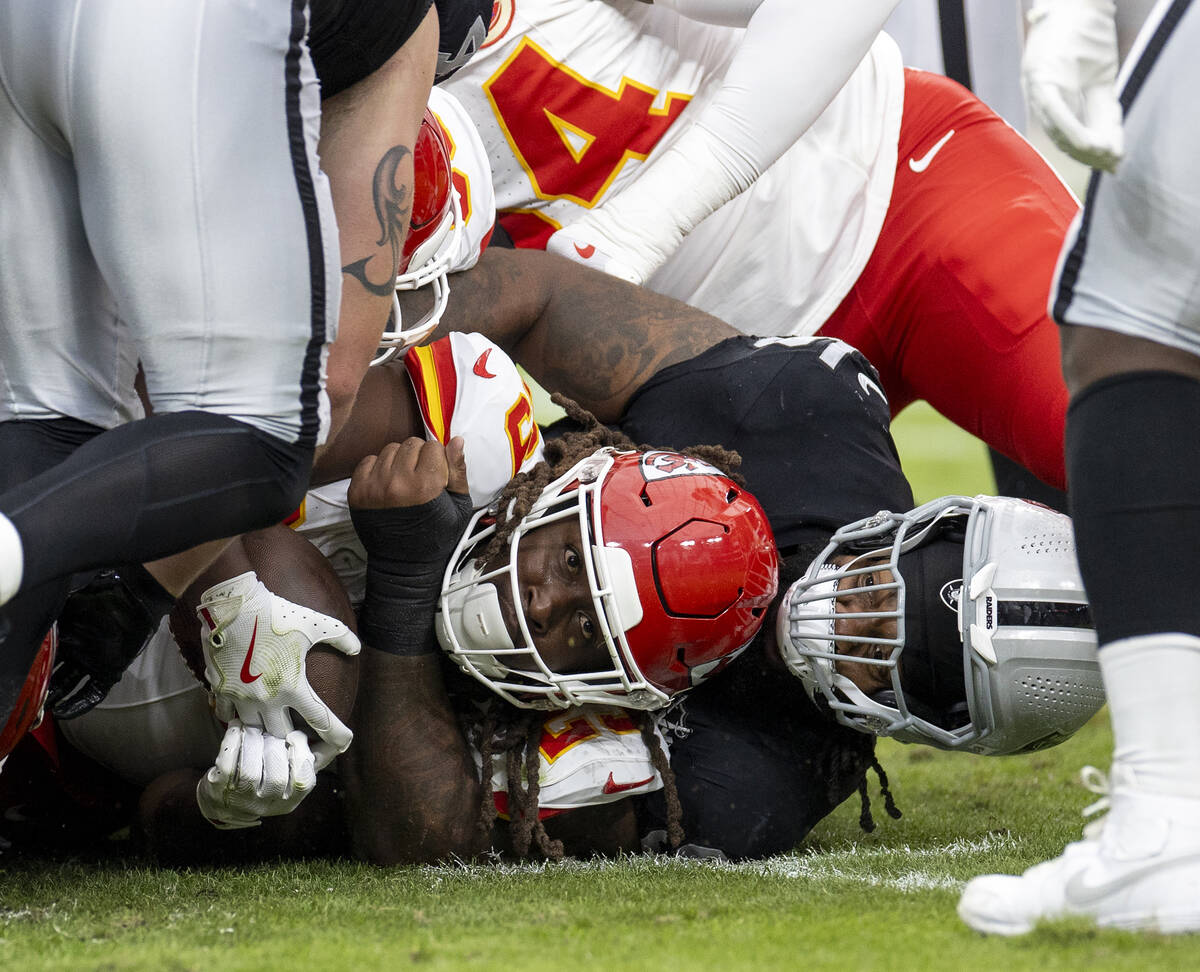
[437,449,779,709]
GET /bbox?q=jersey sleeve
[427,85,496,270]
[404,331,544,509]
[288,334,543,605]
[490,706,666,819]
[655,0,897,181]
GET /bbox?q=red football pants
[817,69,1077,490]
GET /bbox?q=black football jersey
[619,335,914,551]
[434,0,492,80]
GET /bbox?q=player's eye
[565,544,583,574]
[578,611,596,641]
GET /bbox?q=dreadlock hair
[468,699,685,860]
[481,393,744,563]
[637,711,684,850]
[776,547,904,835]
[469,702,565,860]
[463,394,744,855]
[857,754,902,833]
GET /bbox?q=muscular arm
[310,360,424,487]
[340,439,485,865]
[426,246,736,421]
[141,526,360,863]
[342,651,485,864]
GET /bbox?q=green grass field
[5,405,1199,970]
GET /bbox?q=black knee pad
[1066,371,1200,643]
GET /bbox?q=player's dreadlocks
[638,710,684,849]
[463,393,743,857]
[481,393,743,563]
[469,700,684,859]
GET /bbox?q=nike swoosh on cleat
[574,243,596,259]
[602,772,655,795]
[473,348,497,379]
[908,129,955,173]
[1064,852,1200,907]
[239,618,262,684]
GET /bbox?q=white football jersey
[294,331,545,606]
[488,705,665,819]
[427,84,498,273]
[442,0,904,337]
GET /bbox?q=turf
[4,714,1200,971]
[6,405,1200,969]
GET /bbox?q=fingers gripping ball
[196,720,319,829]
[197,571,359,763]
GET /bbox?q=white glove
[197,571,359,766]
[1023,0,1124,172]
[546,220,645,284]
[196,720,318,829]
[545,122,751,285]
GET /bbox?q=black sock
[1066,371,1200,645]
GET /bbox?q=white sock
[1102,633,1200,800]
[0,512,23,606]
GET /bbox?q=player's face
[830,554,898,694]
[490,518,609,676]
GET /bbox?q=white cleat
[959,768,1200,935]
[0,513,23,607]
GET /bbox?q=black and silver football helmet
[778,495,1104,754]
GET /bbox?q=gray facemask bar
[786,496,977,744]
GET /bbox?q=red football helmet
[377,107,465,363]
[436,449,779,709]
[0,624,56,770]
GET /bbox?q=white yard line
[418,832,1023,893]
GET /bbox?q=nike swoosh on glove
[546,221,646,285]
[197,571,360,769]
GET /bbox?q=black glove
[46,565,175,719]
[350,491,472,655]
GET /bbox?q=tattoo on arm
[432,247,733,420]
[341,144,413,297]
